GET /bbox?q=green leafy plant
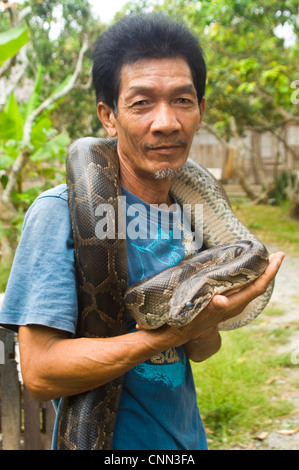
[0,5,89,261]
[0,24,28,66]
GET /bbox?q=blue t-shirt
[0,184,208,450]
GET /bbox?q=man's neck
[120,170,173,206]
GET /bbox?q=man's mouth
[151,146,181,153]
[144,139,187,153]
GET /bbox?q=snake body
[57,137,273,450]
[125,240,269,330]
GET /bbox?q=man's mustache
[143,139,187,151]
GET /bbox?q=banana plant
[0,23,28,67]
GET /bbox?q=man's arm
[19,251,284,401]
[19,323,184,402]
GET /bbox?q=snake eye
[185,301,193,308]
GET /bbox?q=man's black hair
[92,14,206,113]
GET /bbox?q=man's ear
[97,102,118,137]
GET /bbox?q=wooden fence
[0,327,56,450]
[190,122,299,183]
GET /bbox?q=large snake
[57,137,273,450]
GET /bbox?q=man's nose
[150,102,181,134]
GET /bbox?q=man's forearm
[19,324,187,402]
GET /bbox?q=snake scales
[57,137,274,450]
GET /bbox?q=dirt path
[231,246,299,450]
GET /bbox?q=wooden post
[0,328,21,450]
[23,386,42,450]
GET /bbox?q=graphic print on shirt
[128,221,198,390]
[133,346,187,390]
[130,224,183,280]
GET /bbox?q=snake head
[167,276,214,326]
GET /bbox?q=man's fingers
[268,251,285,274]
[211,295,230,310]
[249,251,284,295]
[209,251,285,321]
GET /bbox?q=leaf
[0,24,29,67]
[261,65,288,85]
[237,81,257,94]
[30,116,53,147]
[0,93,23,140]
[238,58,259,77]
[0,139,19,166]
[23,66,43,122]
[0,153,15,170]
[31,133,70,163]
[12,186,44,207]
[0,173,8,189]
[254,431,269,440]
[277,426,299,436]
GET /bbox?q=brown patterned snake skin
[57,137,274,450]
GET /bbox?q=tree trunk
[289,201,299,220]
[230,117,258,201]
[285,170,299,220]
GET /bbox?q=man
[0,14,283,450]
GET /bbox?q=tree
[20,0,105,139]
[0,1,92,261]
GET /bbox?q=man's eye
[176,98,191,104]
[133,100,149,106]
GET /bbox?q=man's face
[98,57,205,181]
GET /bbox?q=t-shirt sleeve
[0,189,78,334]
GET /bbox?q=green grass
[0,257,13,292]
[261,306,285,317]
[231,199,299,254]
[192,327,294,449]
